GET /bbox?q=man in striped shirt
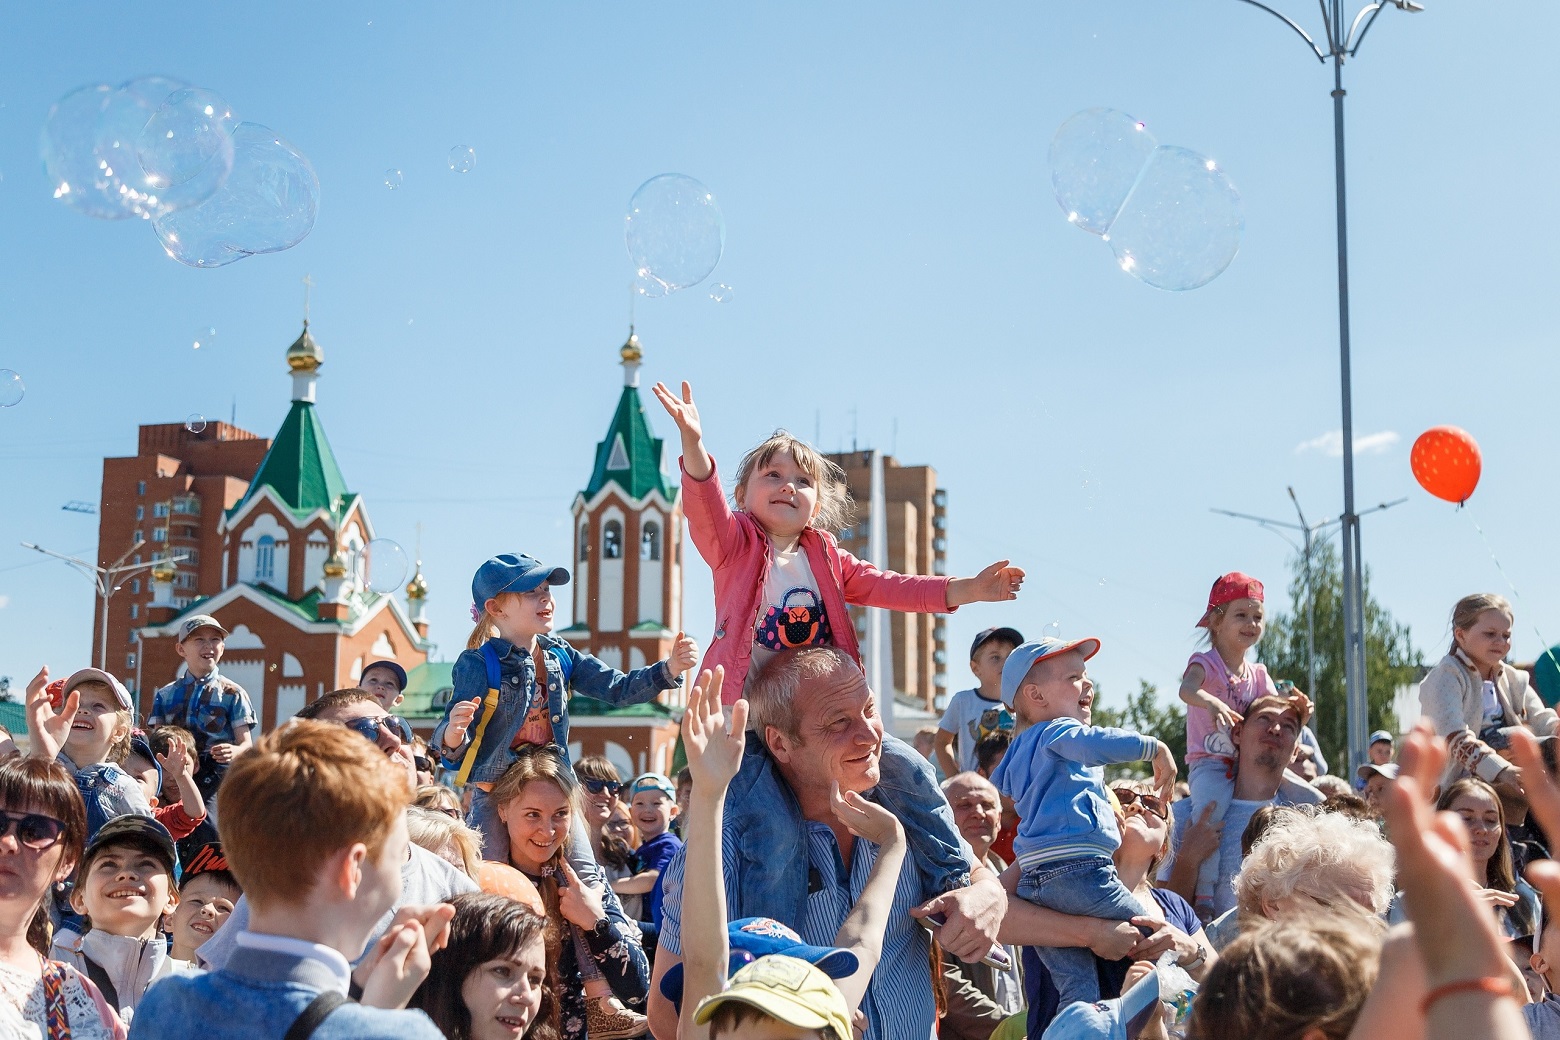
[648,647,1008,1040]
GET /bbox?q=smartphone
[916,912,1014,971]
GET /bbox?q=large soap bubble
[1049,108,1157,236]
[0,370,23,408]
[625,174,724,294]
[1105,146,1244,292]
[136,88,236,212]
[152,122,319,268]
[355,539,408,595]
[42,77,189,220]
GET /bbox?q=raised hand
[156,737,196,784]
[25,666,76,761]
[651,380,703,441]
[681,668,747,789]
[669,631,700,676]
[441,697,481,749]
[828,782,904,848]
[947,561,1026,607]
[356,903,454,1010]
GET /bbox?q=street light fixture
[1224,0,1423,772]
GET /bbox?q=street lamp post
[1226,0,1422,771]
[20,539,184,671]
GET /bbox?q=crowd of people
[3,382,1560,1039]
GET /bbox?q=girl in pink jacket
[652,380,1024,700]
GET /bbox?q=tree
[1094,680,1186,782]
[1258,540,1423,767]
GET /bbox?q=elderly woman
[1234,809,1395,927]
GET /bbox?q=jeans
[1187,758,1235,908]
[723,735,973,924]
[1016,855,1146,1007]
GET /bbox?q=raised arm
[826,784,907,1011]
[653,380,712,481]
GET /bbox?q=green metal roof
[0,701,27,737]
[570,694,676,718]
[583,386,677,503]
[233,400,352,519]
[401,661,455,719]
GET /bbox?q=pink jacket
[682,457,955,702]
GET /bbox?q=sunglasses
[0,810,67,850]
[581,778,622,797]
[413,756,433,773]
[342,714,413,745]
[1111,788,1168,821]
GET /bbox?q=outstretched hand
[669,631,700,676]
[829,782,904,848]
[652,381,702,441]
[25,666,76,762]
[948,561,1026,607]
[682,667,747,790]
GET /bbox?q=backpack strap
[283,990,350,1040]
[547,644,573,687]
[80,954,119,1013]
[454,642,505,787]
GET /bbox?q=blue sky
[2,2,1557,731]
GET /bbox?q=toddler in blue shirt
[991,637,1177,1008]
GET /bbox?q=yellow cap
[694,956,851,1040]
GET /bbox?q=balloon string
[1469,511,1560,679]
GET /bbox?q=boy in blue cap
[434,552,699,862]
[991,636,1177,1010]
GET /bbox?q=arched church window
[579,521,589,562]
[641,521,661,561]
[603,520,622,560]
[256,534,276,582]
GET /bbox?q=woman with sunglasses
[0,753,126,1039]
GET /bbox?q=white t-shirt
[1482,679,1504,726]
[937,688,1013,774]
[749,545,836,688]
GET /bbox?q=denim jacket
[433,634,681,785]
[721,733,975,924]
[57,751,153,839]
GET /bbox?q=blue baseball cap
[361,660,408,690]
[1043,963,1164,1040]
[471,553,569,608]
[658,917,859,1010]
[1000,636,1102,707]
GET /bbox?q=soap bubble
[1106,146,1244,291]
[135,88,235,212]
[185,413,206,433]
[152,122,319,268]
[384,168,402,190]
[192,326,217,350]
[356,538,409,594]
[625,174,724,293]
[0,370,23,408]
[1043,620,1061,639]
[42,77,190,220]
[633,272,667,299]
[1050,108,1157,236]
[448,146,476,173]
[709,283,735,303]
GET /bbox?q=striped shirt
[660,819,946,1040]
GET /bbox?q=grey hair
[747,646,862,744]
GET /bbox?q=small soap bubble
[709,283,735,303]
[625,173,725,294]
[0,370,24,408]
[356,538,409,594]
[1043,621,1062,639]
[1106,145,1244,291]
[1098,578,1107,586]
[633,272,667,299]
[384,168,402,190]
[192,326,217,350]
[185,413,206,433]
[135,88,236,213]
[1050,108,1158,236]
[152,122,319,268]
[448,146,476,173]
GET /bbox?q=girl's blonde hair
[1449,592,1514,655]
[405,805,484,879]
[732,430,854,535]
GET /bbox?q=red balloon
[1411,426,1482,504]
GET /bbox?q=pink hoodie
[682,456,955,702]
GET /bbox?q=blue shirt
[660,818,944,1040]
[635,830,683,929]
[149,669,257,747]
[992,718,1157,865]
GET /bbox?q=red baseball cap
[1197,572,1264,628]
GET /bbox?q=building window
[579,522,589,562]
[152,528,167,543]
[125,653,136,670]
[137,481,146,496]
[173,496,200,515]
[933,490,947,507]
[135,505,144,521]
[839,527,854,541]
[932,515,946,530]
[133,529,143,544]
[184,548,199,566]
[129,604,139,620]
[933,537,947,552]
[129,579,140,594]
[132,555,142,566]
[256,534,276,582]
[641,521,661,561]
[153,502,169,518]
[603,520,622,560]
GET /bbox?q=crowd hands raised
[1,384,1557,1040]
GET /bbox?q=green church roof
[234,400,352,519]
[583,385,677,503]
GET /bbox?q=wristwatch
[1179,945,1207,971]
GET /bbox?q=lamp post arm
[1346,2,1392,55]
[1234,0,1329,61]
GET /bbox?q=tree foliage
[1094,679,1186,782]
[1257,540,1423,767]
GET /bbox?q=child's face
[167,873,238,959]
[72,843,176,939]
[1369,741,1393,765]
[1456,609,1513,670]
[63,687,128,765]
[740,450,821,541]
[359,666,404,709]
[631,789,676,839]
[460,933,547,1040]
[488,587,556,641]
[1210,598,1264,653]
[123,752,160,807]
[1017,650,1093,725]
[178,630,225,674]
[970,641,1017,691]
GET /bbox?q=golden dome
[620,327,642,364]
[406,562,428,600]
[286,321,324,372]
[150,558,177,582]
[323,549,349,579]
